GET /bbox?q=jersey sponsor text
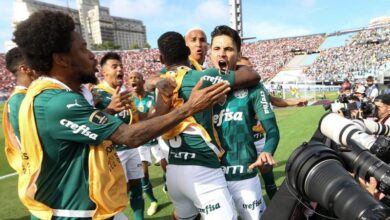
[260,91,270,114]
[60,119,98,140]
[222,165,244,175]
[172,151,196,160]
[242,199,263,210]
[198,203,221,215]
[201,75,230,85]
[213,108,243,127]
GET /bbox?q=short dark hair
[375,94,390,105]
[211,25,241,52]
[5,47,24,75]
[157,31,190,66]
[13,10,75,74]
[100,52,122,67]
[367,76,374,82]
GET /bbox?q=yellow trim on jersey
[189,56,203,71]
[2,87,27,173]
[18,79,127,219]
[160,66,212,142]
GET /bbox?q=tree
[129,43,139,49]
[94,41,120,50]
[143,43,151,49]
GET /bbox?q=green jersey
[133,92,158,146]
[92,87,133,151]
[213,83,275,181]
[32,89,123,217]
[8,91,26,140]
[165,68,235,168]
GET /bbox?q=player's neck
[166,60,190,71]
[133,90,146,99]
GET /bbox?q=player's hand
[359,177,385,201]
[156,77,176,98]
[248,152,276,171]
[106,87,132,114]
[184,80,230,115]
[252,124,265,134]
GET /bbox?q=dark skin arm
[232,65,260,89]
[109,80,230,147]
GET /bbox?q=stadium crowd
[0,34,326,99]
[240,34,324,80]
[305,26,390,82]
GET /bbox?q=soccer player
[209,25,279,219]
[3,47,36,172]
[92,52,146,220]
[13,10,230,220]
[157,31,260,220]
[238,56,305,199]
[185,27,208,69]
[128,70,169,216]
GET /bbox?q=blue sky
[0,0,390,52]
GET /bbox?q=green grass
[0,104,326,219]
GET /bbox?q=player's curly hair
[211,25,241,52]
[13,10,75,74]
[157,31,190,66]
[5,47,24,75]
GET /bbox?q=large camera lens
[286,142,390,220]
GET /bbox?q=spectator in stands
[365,76,379,100]
[374,94,390,125]
[340,78,351,94]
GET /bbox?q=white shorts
[157,137,170,162]
[166,165,237,220]
[138,144,166,165]
[117,149,144,181]
[254,138,265,155]
[227,176,266,220]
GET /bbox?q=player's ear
[160,55,165,65]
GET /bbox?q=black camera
[264,113,390,220]
[323,95,377,119]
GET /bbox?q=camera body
[323,94,377,119]
[279,113,390,220]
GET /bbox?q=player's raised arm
[109,80,230,147]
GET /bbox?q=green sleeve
[260,117,280,154]
[45,92,123,145]
[8,93,25,140]
[91,88,111,110]
[251,83,275,120]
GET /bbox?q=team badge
[89,111,109,125]
[137,103,144,112]
[218,96,227,106]
[233,89,248,99]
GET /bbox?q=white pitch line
[0,172,17,180]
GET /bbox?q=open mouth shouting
[218,60,228,74]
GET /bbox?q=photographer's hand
[359,177,385,200]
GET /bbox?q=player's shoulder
[38,90,90,113]
[8,93,26,105]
